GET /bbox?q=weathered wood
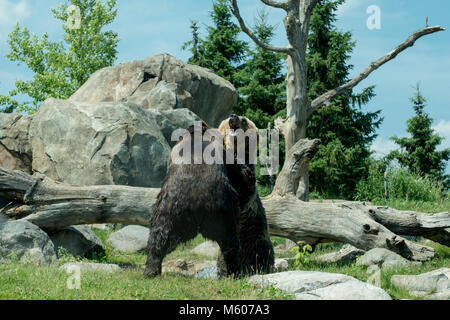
[1,166,448,262]
[308,26,446,115]
[230,0,445,201]
[272,139,321,200]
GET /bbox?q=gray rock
[0,211,8,224]
[274,259,289,272]
[108,225,149,253]
[20,248,48,265]
[30,99,171,188]
[196,266,218,279]
[249,271,391,300]
[163,259,217,278]
[70,54,237,127]
[149,108,201,147]
[0,113,32,174]
[0,220,56,264]
[356,248,421,270]
[390,268,450,300]
[60,262,121,273]
[50,225,104,258]
[367,265,382,287]
[191,241,220,258]
[315,244,365,263]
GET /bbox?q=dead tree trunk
[231,0,445,200]
[1,138,448,262]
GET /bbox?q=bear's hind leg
[144,219,197,278]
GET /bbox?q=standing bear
[144,115,274,278]
[144,121,242,278]
[217,114,275,276]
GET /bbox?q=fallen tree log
[0,166,448,262]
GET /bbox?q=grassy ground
[0,200,448,300]
[0,231,292,300]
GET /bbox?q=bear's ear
[186,120,210,135]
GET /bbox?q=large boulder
[249,271,391,300]
[0,113,32,173]
[70,54,237,127]
[149,108,201,147]
[315,244,365,264]
[0,220,56,264]
[49,225,105,258]
[391,268,450,300]
[108,225,149,253]
[30,99,171,187]
[191,241,220,258]
[356,248,421,270]
[60,262,121,273]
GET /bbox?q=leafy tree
[306,0,383,199]
[0,0,119,113]
[388,84,450,188]
[182,0,247,85]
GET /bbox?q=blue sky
[0,0,449,171]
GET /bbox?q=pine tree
[306,0,383,199]
[234,8,286,130]
[182,0,247,86]
[181,20,201,65]
[389,84,450,188]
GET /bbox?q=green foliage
[388,84,450,189]
[355,159,447,203]
[291,243,313,268]
[306,0,383,199]
[0,0,119,113]
[233,8,286,129]
[182,0,247,85]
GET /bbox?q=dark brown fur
[217,115,275,276]
[144,121,242,278]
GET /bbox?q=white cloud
[336,0,363,16]
[0,0,31,43]
[433,120,450,150]
[370,137,399,159]
[0,0,30,25]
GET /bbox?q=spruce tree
[182,0,247,86]
[234,8,286,130]
[306,0,383,199]
[389,84,450,188]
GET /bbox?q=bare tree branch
[230,0,293,54]
[260,0,289,10]
[307,26,445,117]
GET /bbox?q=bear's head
[219,114,258,164]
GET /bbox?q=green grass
[0,263,292,300]
[0,230,293,300]
[276,239,450,300]
[1,199,448,300]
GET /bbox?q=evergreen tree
[182,0,247,85]
[233,8,287,195]
[233,8,286,130]
[388,84,450,188]
[181,20,201,65]
[0,0,119,113]
[306,0,383,199]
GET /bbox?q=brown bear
[144,121,242,278]
[217,115,275,276]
